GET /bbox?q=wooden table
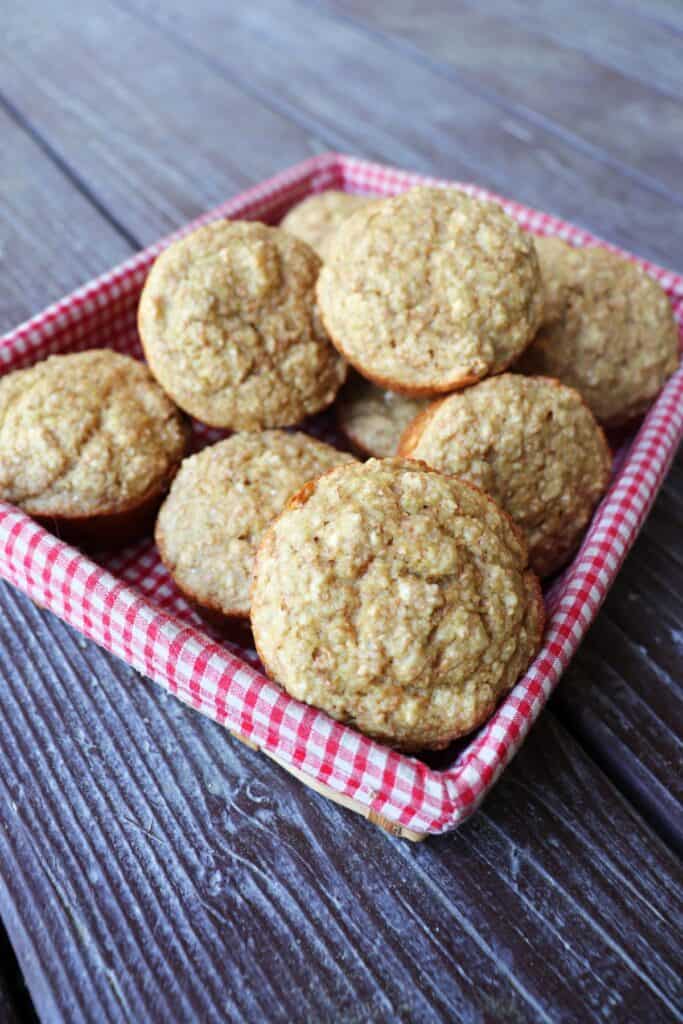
[1,3,681,1021]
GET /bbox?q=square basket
[1,153,681,839]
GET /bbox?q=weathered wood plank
[554,452,683,849]
[0,582,681,1023]
[641,454,683,565]
[1,0,680,852]
[619,0,683,32]
[0,83,149,1021]
[2,0,681,850]
[1,2,323,247]
[2,0,682,268]
[0,5,681,1020]
[98,0,683,854]
[0,104,131,330]
[434,0,683,97]
[314,0,683,198]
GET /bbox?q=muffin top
[317,187,543,395]
[0,349,188,518]
[251,457,543,750]
[519,238,679,426]
[156,430,355,619]
[138,220,347,430]
[399,374,612,577]
[336,372,429,457]
[280,190,371,258]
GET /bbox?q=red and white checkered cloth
[1,154,681,836]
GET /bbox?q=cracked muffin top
[336,371,429,457]
[138,220,347,430]
[518,238,679,427]
[0,349,188,518]
[156,430,355,620]
[316,187,543,395]
[399,374,612,577]
[251,457,543,750]
[280,190,371,258]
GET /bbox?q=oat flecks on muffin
[399,374,612,577]
[156,430,355,621]
[0,349,188,519]
[336,371,430,457]
[251,458,543,750]
[138,220,347,430]
[316,187,543,395]
[280,190,371,258]
[519,238,679,427]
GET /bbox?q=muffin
[317,187,543,395]
[156,430,355,623]
[0,349,189,546]
[251,458,544,750]
[138,220,347,430]
[280,190,371,258]
[336,372,429,457]
[518,238,679,427]
[399,374,612,577]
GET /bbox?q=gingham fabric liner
[1,154,681,836]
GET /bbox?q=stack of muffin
[1,186,677,751]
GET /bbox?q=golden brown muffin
[156,431,355,623]
[0,349,189,546]
[399,374,612,577]
[138,220,347,430]
[519,238,679,427]
[251,458,543,750]
[280,190,371,258]
[335,372,430,457]
[317,187,543,396]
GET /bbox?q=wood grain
[0,582,681,1023]
[0,3,682,1020]
[7,0,679,267]
[1,1,322,247]
[425,0,683,97]
[553,454,683,852]
[114,0,683,267]
[0,104,131,331]
[315,0,683,196]
[618,0,683,32]
[103,0,683,843]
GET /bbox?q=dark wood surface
[0,3,681,1022]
